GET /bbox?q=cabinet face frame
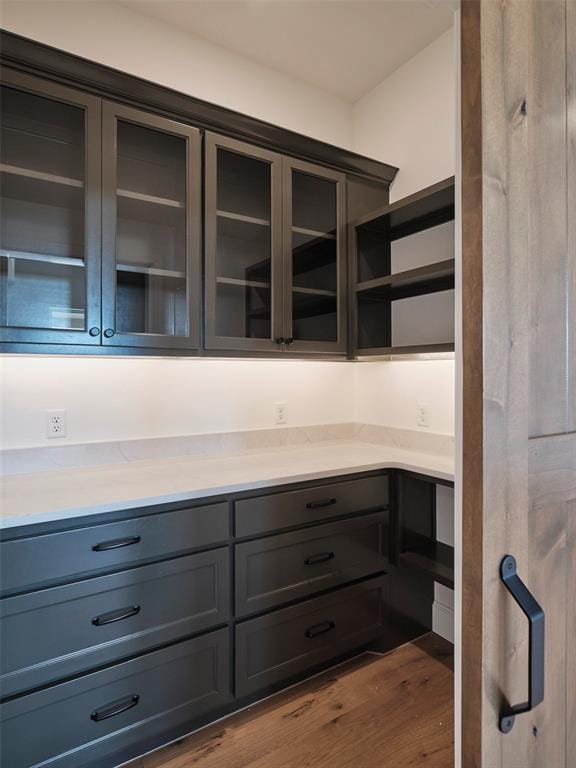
[101,101,202,349]
[0,68,102,345]
[204,132,284,352]
[282,157,347,355]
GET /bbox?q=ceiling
[119,1,454,102]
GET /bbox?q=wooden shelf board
[356,343,455,358]
[216,276,271,289]
[117,264,185,279]
[292,286,337,297]
[0,163,83,189]
[217,210,270,227]
[0,248,84,268]
[293,226,336,240]
[117,189,183,208]
[399,541,454,589]
[356,259,455,299]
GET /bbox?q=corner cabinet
[101,103,201,350]
[0,70,102,345]
[204,133,347,355]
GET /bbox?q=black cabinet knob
[285,337,294,345]
[275,337,285,344]
[103,328,115,338]
[88,327,100,337]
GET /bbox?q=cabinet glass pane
[291,171,337,342]
[215,149,272,339]
[114,120,187,336]
[0,86,86,330]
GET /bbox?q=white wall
[0,357,355,449]
[353,26,455,202]
[0,1,352,149]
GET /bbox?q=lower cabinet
[236,575,388,697]
[0,629,232,768]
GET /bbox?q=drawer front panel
[236,576,387,697]
[0,548,230,698]
[235,474,389,537]
[0,502,229,595]
[235,512,389,617]
[0,629,232,768]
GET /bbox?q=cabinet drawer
[0,502,229,595]
[236,576,387,697]
[235,512,389,617]
[0,548,230,698]
[235,474,389,537]
[0,629,232,768]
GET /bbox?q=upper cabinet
[205,134,347,355]
[204,134,283,352]
[101,103,202,349]
[0,70,102,345]
[283,159,346,354]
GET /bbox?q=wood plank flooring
[124,634,453,768]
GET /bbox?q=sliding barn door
[461,1,576,767]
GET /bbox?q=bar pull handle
[304,552,335,566]
[92,535,141,552]
[305,620,335,639]
[92,605,141,627]
[499,555,545,734]
[90,694,140,722]
[306,498,337,510]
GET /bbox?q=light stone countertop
[0,440,454,529]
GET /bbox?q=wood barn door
[461,1,576,766]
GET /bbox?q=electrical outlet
[416,402,430,428]
[274,402,288,425]
[46,409,67,439]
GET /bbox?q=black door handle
[91,535,141,552]
[92,605,141,626]
[499,555,545,734]
[90,694,140,722]
[304,552,335,566]
[306,498,337,510]
[305,620,335,639]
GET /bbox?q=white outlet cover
[416,402,430,428]
[46,409,67,439]
[274,402,288,425]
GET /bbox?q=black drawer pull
[92,605,141,627]
[91,535,141,552]
[305,620,336,639]
[306,498,337,510]
[90,694,140,722]
[304,552,335,566]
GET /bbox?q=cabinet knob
[88,327,100,337]
[103,328,115,338]
[285,337,294,345]
[275,337,285,344]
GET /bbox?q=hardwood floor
[124,633,453,768]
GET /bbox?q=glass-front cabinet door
[0,70,101,345]
[102,102,201,349]
[204,133,283,351]
[283,158,346,354]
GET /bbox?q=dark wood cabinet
[205,134,347,355]
[102,102,202,349]
[0,69,102,345]
[283,158,347,354]
[204,133,283,352]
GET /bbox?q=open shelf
[356,342,454,357]
[356,176,455,241]
[399,540,454,589]
[356,259,455,301]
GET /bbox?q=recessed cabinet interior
[205,134,346,354]
[102,102,202,349]
[0,70,101,345]
[354,177,455,356]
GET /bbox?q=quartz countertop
[0,440,454,529]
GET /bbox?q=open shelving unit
[354,176,455,357]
